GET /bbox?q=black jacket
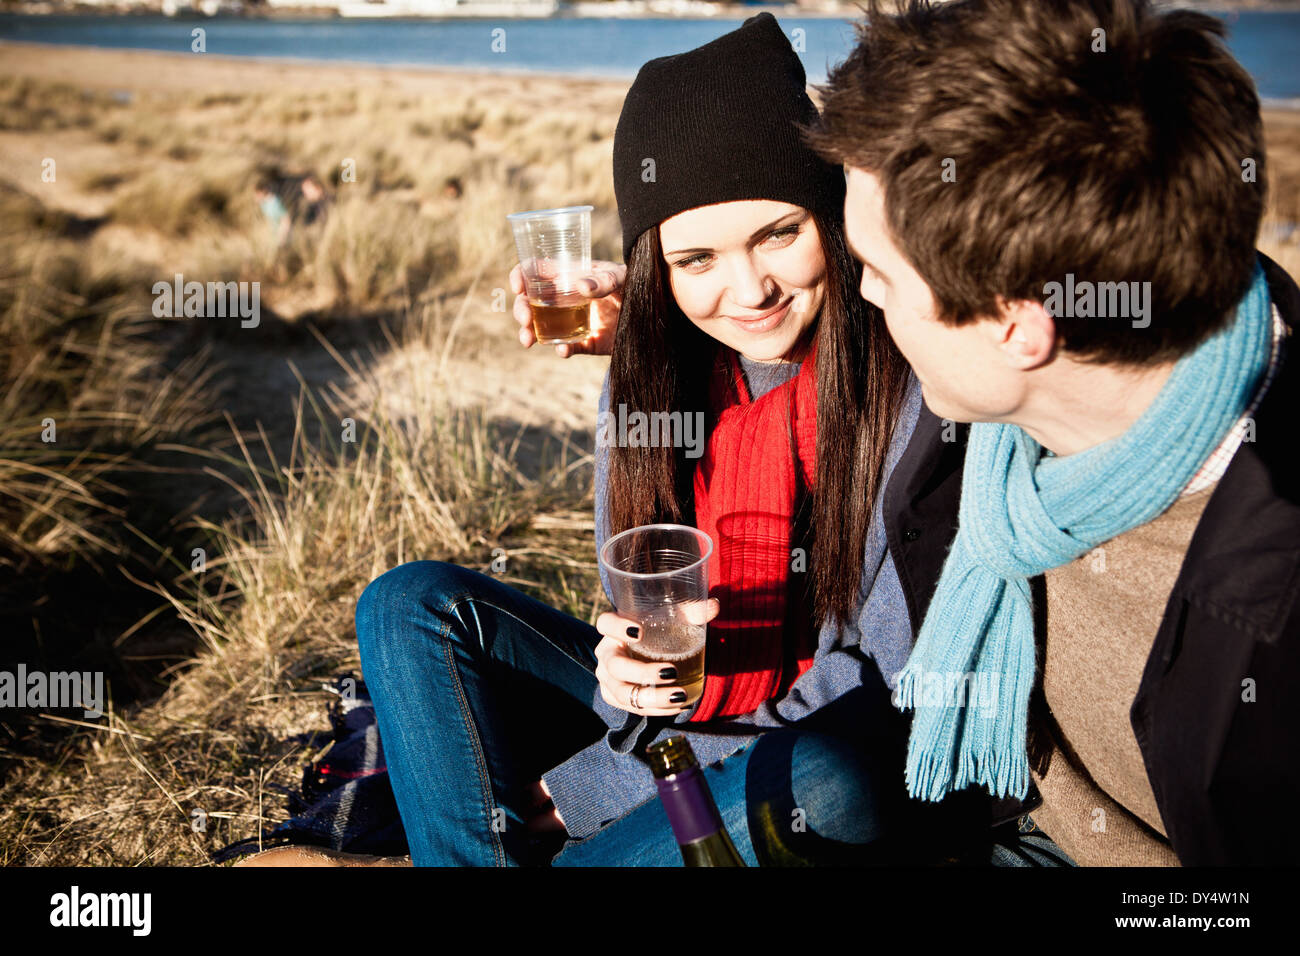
[880,254,1299,864]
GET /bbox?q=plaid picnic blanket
[212,673,409,864]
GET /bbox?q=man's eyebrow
[663,210,807,257]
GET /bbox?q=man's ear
[987,297,1058,371]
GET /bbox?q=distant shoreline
[4,4,853,21]
[2,4,852,21]
[0,37,641,82]
[0,39,635,93]
[6,3,1300,20]
[3,37,1299,110]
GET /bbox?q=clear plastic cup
[507,204,594,345]
[599,523,714,706]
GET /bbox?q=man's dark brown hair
[802,0,1266,366]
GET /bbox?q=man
[805,0,1298,865]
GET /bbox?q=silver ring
[629,684,642,710]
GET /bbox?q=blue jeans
[987,814,1077,866]
[356,560,1000,866]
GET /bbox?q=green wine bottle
[646,735,746,867]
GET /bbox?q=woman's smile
[725,292,796,334]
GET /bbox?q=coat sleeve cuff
[541,738,657,839]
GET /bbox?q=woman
[353,13,988,866]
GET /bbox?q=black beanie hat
[612,12,846,265]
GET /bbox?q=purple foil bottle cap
[654,766,725,845]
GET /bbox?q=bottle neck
[654,765,725,845]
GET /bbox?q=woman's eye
[672,225,800,269]
[763,225,801,245]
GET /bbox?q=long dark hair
[607,206,911,628]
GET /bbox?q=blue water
[1,10,1298,99]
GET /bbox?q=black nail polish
[626,625,639,638]
[669,690,687,703]
[659,667,678,680]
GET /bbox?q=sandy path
[0,40,629,104]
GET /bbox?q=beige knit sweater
[1027,484,1219,866]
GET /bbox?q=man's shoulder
[1260,251,1300,332]
[1227,253,1298,490]
[1179,258,1300,638]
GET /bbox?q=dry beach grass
[0,42,1297,865]
[0,44,619,865]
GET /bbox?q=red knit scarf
[687,339,820,722]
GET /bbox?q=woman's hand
[510,260,625,357]
[594,600,720,716]
[523,778,566,834]
[521,599,718,835]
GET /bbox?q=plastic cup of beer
[599,523,714,706]
[507,204,595,345]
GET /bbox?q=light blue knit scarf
[894,258,1274,802]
